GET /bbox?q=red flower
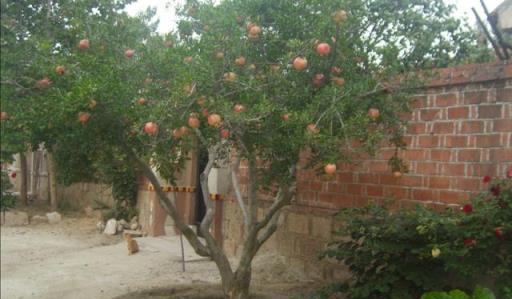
[462,204,473,214]
[507,168,512,179]
[494,227,504,238]
[482,176,491,183]
[10,172,16,178]
[490,185,501,197]
[463,238,477,247]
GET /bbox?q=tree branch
[255,208,282,249]
[0,80,31,90]
[199,143,219,233]
[247,157,258,226]
[231,153,249,229]
[255,165,297,232]
[480,0,511,58]
[472,7,505,60]
[194,128,208,146]
[197,142,236,282]
[122,145,210,257]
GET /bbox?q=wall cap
[426,59,512,87]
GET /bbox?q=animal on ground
[124,233,139,255]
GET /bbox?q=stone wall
[222,60,512,279]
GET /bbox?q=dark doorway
[194,147,208,234]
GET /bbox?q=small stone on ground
[103,218,117,235]
[46,212,62,224]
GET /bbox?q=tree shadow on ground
[113,283,316,299]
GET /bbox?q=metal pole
[180,231,186,272]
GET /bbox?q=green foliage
[0,169,16,211]
[0,0,148,212]
[320,176,512,299]
[421,286,495,299]
[54,141,138,217]
[1,0,491,190]
[0,169,16,212]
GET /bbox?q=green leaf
[472,287,495,299]
[448,290,470,299]
[421,291,452,299]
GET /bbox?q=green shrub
[421,286,495,299]
[1,169,16,211]
[320,175,512,299]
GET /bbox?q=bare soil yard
[1,215,317,299]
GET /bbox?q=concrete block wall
[222,60,512,278]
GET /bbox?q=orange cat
[124,233,139,255]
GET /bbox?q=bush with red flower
[320,174,512,299]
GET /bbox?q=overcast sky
[125,0,505,34]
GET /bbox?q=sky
[125,0,505,34]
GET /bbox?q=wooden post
[47,151,58,211]
[19,153,28,206]
[31,151,38,200]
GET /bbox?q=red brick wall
[294,61,512,211]
[222,61,512,279]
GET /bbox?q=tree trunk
[19,153,28,205]
[222,268,251,299]
[31,151,40,201]
[47,152,58,211]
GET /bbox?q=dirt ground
[1,214,319,299]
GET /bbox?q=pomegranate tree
[0,0,493,298]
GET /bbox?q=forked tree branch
[196,140,236,281]
[193,129,223,239]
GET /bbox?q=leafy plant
[0,169,16,212]
[421,286,495,299]
[320,175,512,299]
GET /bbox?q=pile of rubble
[97,216,145,236]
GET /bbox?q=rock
[118,219,129,229]
[30,215,48,224]
[46,212,62,224]
[129,216,139,230]
[116,223,125,233]
[96,220,105,233]
[1,211,29,226]
[103,218,117,235]
[84,206,94,217]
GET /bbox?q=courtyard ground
[0,215,317,299]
